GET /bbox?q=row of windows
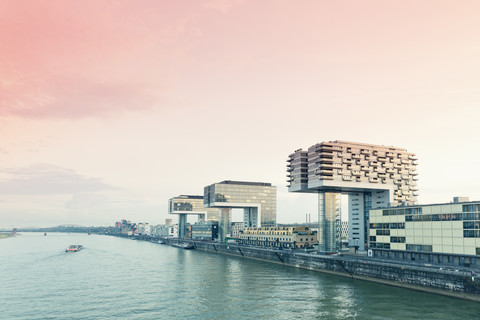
[370,223,405,229]
[404,213,480,222]
[406,244,433,252]
[376,230,390,235]
[380,204,480,218]
[370,243,391,249]
[383,208,422,216]
[463,221,480,229]
[463,204,480,212]
[464,230,480,238]
[391,236,406,243]
[370,223,389,229]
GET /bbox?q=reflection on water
[0,233,479,319]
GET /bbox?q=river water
[1,233,478,319]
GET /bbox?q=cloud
[0,1,208,119]
[0,76,163,119]
[0,164,118,195]
[65,193,109,210]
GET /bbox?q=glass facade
[191,221,218,241]
[204,181,277,227]
[369,201,480,255]
[318,192,341,252]
[168,195,218,221]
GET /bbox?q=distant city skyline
[1,1,480,227]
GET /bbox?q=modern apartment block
[239,226,318,249]
[204,180,277,241]
[369,200,480,256]
[168,195,219,238]
[287,140,418,252]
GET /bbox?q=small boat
[172,242,194,250]
[66,245,83,252]
[157,240,165,244]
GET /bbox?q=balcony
[369,177,379,183]
[378,157,387,163]
[352,170,362,176]
[320,151,334,157]
[321,176,334,180]
[319,170,334,175]
[352,154,361,159]
[369,161,379,167]
[319,158,334,164]
[320,163,342,170]
[342,176,353,181]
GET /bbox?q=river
[1,233,478,319]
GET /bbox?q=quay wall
[183,240,480,302]
[122,235,480,302]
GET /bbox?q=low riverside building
[191,221,218,241]
[239,226,318,249]
[369,199,480,256]
[230,222,244,238]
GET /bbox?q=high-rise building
[288,140,418,252]
[204,180,277,241]
[168,195,218,238]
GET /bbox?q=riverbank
[0,234,12,239]
[119,234,480,302]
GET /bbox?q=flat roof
[217,180,272,187]
[176,195,204,199]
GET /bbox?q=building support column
[218,208,232,242]
[178,214,187,239]
[318,192,342,253]
[197,214,205,223]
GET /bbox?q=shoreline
[114,234,480,302]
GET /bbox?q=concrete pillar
[243,207,258,228]
[218,208,232,242]
[318,192,341,253]
[178,214,187,239]
[198,214,205,223]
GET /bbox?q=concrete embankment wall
[181,240,480,302]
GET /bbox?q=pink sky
[1,1,480,227]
